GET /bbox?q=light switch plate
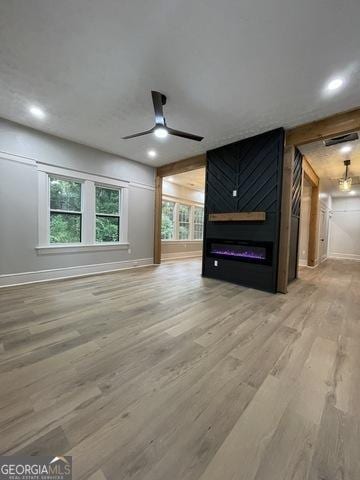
[232,190,237,197]
[214,260,218,267]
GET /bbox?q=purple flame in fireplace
[210,246,266,260]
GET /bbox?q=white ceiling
[300,134,360,196]
[166,168,205,191]
[1,1,360,167]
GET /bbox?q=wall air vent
[324,132,359,147]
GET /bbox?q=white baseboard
[328,253,360,262]
[298,259,308,267]
[161,251,202,261]
[0,258,154,288]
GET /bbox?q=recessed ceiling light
[147,149,157,158]
[340,145,352,154]
[349,190,356,195]
[154,127,168,139]
[29,105,46,119]
[326,78,344,92]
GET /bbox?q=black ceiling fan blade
[151,91,166,126]
[167,127,203,142]
[122,127,155,139]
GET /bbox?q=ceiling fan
[122,91,203,142]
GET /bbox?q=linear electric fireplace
[207,239,272,266]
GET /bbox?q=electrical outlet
[128,248,131,254]
[214,260,218,267]
[232,190,237,197]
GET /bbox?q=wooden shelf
[208,212,266,222]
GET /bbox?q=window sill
[36,243,130,254]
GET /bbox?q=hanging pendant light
[339,160,352,192]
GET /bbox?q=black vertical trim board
[288,148,303,282]
[202,128,285,293]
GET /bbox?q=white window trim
[37,166,129,253]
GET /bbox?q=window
[37,165,129,252]
[193,206,204,240]
[161,201,175,239]
[96,186,120,242]
[49,176,82,243]
[178,204,191,240]
[161,200,204,241]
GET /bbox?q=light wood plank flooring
[0,258,359,480]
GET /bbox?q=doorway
[154,154,207,265]
[160,168,205,263]
[319,208,329,263]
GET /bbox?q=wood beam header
[286,107,360,147]
[156,154,206,178]
[303,156,319,187]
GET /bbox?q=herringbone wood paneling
[203,129,285,292]
[288,148,303,282]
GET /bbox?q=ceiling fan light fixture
[154,127,168,138]
[122,91,203,142]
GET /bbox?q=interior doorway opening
[160,168,205,265]
[296,129,360,277]
[154,154,206,264]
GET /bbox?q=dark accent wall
[202,128,284,293]
[288,148,303,282]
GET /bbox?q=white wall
[329,196,360,261]
[161,180,204,260]
[0,118,155,286]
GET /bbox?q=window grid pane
[96,215,120,242]
[50,212,81,244]
[96,187,120,215]
[50,177,81,212]
[193,206,204,240]
[161,201,175,240]
[178,204,190,240]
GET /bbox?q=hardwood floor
[0,258,359,480]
